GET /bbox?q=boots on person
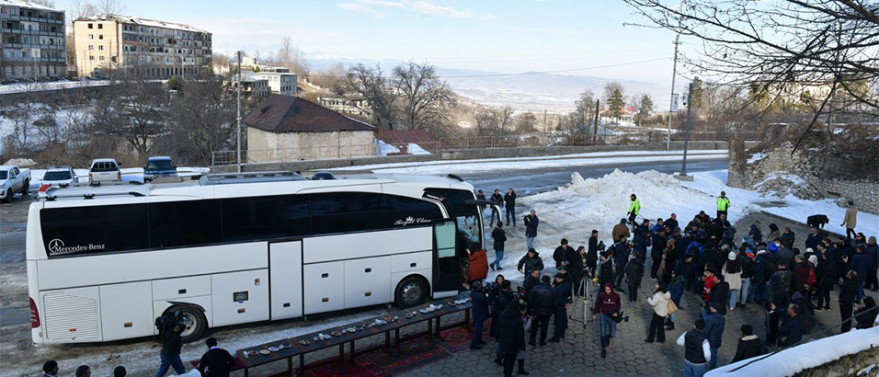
[517,359,529,375]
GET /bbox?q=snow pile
[753,172,822,200]
[2,158,37,167]
[747,152,766,164]
[515,169,742,256]
[377,140,400,156]
[706,327,879,377]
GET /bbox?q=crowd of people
[471,190,878,377]
[41,190,877,377]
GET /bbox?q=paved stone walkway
[400,211,859,377]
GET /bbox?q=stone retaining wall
[729,142,878,214]
[793,346,878,377]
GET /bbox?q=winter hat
[809,255,818,266]
[728,251,737,260]
[721,244,731,252]
[805,248,814,254]
[555,272,565,279]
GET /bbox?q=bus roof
[35,172,474,207]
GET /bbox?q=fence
[211,131,747,166]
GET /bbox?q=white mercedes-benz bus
[26,172,486,344]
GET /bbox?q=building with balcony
[0,0,67,82]
[72,14,211,79]
[225,70,269,98]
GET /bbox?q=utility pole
[680,82,693,177]
[666,34,681,150]
[592,99,600,145]
[236,51,242,172]
[543,108,547,134]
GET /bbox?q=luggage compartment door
[210,270,269,327]
[303,261,345,314]
[269,241,303,320]
[345,256,391,308]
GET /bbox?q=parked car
[143,156,177,182]
[0,165,31,203]
[88,158,121,184]
[42,166,78,187]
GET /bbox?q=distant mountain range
[308,56,670,113]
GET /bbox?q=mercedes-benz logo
[48,239,65,253]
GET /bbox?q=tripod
[570,273,596,327]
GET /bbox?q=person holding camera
[523,210,539,250]
[592,283,622,358]
[154,312,187,377]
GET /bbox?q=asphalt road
[466,158,729,195]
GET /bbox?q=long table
[237,299,473,377]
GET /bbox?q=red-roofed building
[245,94,376,162]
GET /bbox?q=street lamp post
[680,82,694,177]
[236,51,242,172]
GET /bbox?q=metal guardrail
[210,132,746,166]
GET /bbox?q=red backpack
[807,265,816,286]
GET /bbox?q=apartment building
[253,67,297,95]
[72,14,211,79]
[0,0,66,82]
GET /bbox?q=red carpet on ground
[262,320,491,377]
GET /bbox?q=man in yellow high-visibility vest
[627,194,641,228]
[716,191,731,219]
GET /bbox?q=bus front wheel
[395,276,427,308]
[167,306,206,343]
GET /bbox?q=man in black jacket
[527,275,554,346]
[470,281,491,350]
[777,304,804,348]
[154,313,186,377]
[731,324,766,362]
[497,301,525,377]
[553,238,574,270]
[587,230,600,275]
[840,270,859,333]
[490,222,507,271]
[197,337,236,377]
[489,189,504,227]
[548,273,571,343]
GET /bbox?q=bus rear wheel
[167,306,206,343]
[395,276,427,308]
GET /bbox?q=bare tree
[392,61,455,131]
[161,75,237,165]
[346,63,396,129]
[568,90,596,134]
[312,63,347,95]
[92,70,167,159]
[622,0,879,149]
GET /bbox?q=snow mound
[3,158,36,167]
[706,327,879,377]
[520,169,712,249]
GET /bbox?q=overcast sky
[55,0,694,85]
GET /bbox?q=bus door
[432,220,461,296]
